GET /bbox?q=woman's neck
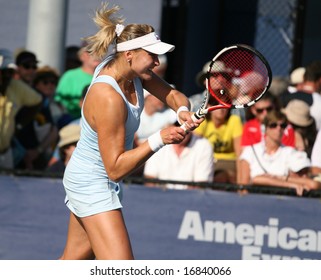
[105,64,134,95]
[211,116,224,127]
[109,62,133,84]
[264,137,281,154]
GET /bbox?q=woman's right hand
[160,126,188,145]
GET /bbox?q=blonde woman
[60,3,200,260]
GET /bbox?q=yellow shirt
[194,114,243,160]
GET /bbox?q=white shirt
[144,134,214,189]
[310,92,321,130]
[311,129,321,168]
[240,142,311,179]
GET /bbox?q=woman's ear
[124,51,133,64]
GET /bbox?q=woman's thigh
[59,212,95,260]
[81,209,134,260]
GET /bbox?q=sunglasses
[21,63,37,70]
[255,106,273,114]
[267,122,287,129]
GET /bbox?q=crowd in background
[0,45,97,172]
[1,45,321,196]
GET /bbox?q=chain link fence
[255,0,301,78]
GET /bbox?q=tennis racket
[181,44,272,130]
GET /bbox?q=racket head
[204,44,272,113]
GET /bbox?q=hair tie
[115,24,125,37]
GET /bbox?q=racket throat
[194,108,208,119]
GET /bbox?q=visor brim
[142,42,175,55]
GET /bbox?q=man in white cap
[288,67,305,93]
[189,60,232,112]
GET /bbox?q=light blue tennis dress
[63,67,144,217]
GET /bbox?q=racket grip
[180,113,199,131]
[191,114,199,122]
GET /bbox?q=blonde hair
[85,2,154,60]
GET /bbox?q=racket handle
[180,113,199,131]
[191,114,199,122]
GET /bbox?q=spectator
[239,110,320,196]
[189,60,210,112]
[282,99,317,157]
[64,45,82,71]
[269,76,289,97]
[189,60,246,123]
[0,48,42,169]
[144,121,214,189]
[311,129,321,177]
[46,123,81,174]
[33,66,68,125]
[279,60,321,130]
[287,67,305,93]
[193,96,243,183]
[241,91,295,147]
[47,84,89,168]
[69,84,89,125]
[14,66,61,170]
[15,50,39,85]
[54,45,101,119]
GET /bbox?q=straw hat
[282,99,314,127]
[58,124,81,148]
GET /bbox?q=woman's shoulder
[93,75,116,84]
[250,142,264,153]
[240,142,262,158]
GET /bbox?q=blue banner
[0,174,320,260]
[123,185,321,260]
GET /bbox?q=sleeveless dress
[63,69,144,217]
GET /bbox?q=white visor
[116,32,175,55]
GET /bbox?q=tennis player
[59,3,200,260]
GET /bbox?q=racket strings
[208,49,270,107]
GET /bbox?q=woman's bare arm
[84,83,187,182]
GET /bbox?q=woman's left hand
[178,111,204,131]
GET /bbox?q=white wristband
[176,106,189,125]
[148,131,165,152]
